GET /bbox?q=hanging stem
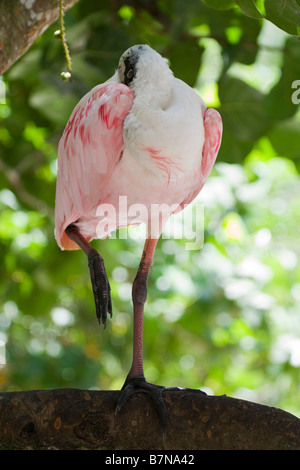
[59,0,72,78]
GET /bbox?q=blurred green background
[1,0,300,419]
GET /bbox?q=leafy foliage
[0,0,300,419]
[204,0,300,35]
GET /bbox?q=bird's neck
[133,71,173,110]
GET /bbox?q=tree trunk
[0,0,80,75]
[0,388,299,450]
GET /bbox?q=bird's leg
[128,237,158,380]
[116,237,177,436]
[65,223,112,327]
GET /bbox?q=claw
[116,377,181,439]
[88,249,112,327]
[64,224,112,327]
[116,377,208,439]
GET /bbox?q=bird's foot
[116,376,202,438]
[88,249,112,327]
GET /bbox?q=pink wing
[180,107,222,208]
[201,108,222,180]
[55,83,134,250]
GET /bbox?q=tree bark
[0,388,299,450]
[0,0,80,75]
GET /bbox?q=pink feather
[55,84,134,250]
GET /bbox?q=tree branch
[0,0,80,75]
[0,388,299,449]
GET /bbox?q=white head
[118,45,173,105]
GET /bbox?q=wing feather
[201,108,222,179]
[55,83,134,250]
[180,107,222,208]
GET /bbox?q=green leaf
[168,40,203,86]
[264,37,300,119]
[265,0,300,35]
[202,0,236,10]
[268,119,300,168]
[236,0,263,19]
[217,75,273,163]
[29,85,77,125]
[219,76,271,142]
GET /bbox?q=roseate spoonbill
[55,44,222,434]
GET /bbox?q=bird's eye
[126,68,134,79]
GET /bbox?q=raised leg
[65,223,112,327]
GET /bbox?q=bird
[55,44,222,435]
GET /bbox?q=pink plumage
[55,82,221,249]
[55,84,134,250]
[54,45,222,434]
